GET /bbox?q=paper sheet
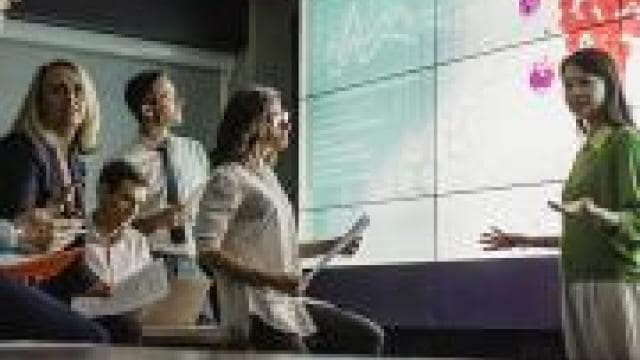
[298,213,370,292]
[71,259,168,318]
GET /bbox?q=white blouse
[197,163,315,339]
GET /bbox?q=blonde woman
[0,60,102,305]
[0,59,100,224]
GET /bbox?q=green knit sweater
[562,126,640,281]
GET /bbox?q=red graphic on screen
[559,0,640,75]
[529,59,555,92]
[520,0,541,16]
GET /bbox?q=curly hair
[211,85,282,166]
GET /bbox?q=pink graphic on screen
[520,0,541,16]
[529,59,555,92]
[559,0,640,75]
[528,0,640,93]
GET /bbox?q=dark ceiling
[7,0,248,52]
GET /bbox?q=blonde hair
[11,60,101,154]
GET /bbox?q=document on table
[71,259,168,318]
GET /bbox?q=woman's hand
[479,226,518,251]
[550,198,591,216]
[270,273,301,296]
[551,198,620,228]
[337,234,363,256]
[82,280,112,297]
[133,204,186,235]
[15,208,84,252]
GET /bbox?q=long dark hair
[211,85,282,166]
[560,48,633,134]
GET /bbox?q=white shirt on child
[84,226,152,285]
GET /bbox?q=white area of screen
[300,0,640,265]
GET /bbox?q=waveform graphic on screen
[308,0,435,95]
[325,1,416,79]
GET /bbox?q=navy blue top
[0,133,95,300]
[0,132,85,221]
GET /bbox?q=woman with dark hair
[209,86,285,168]
[481,48,640,359]
[196,86,381,354]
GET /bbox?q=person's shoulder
[117,139,153,167]
[118,138,146,157]
[0,132,39,164]
[610,125,640,144]
[208,163,244,189]
[123,224,143,236]
[171,134,207,152]
[615,125,637,134]
[604,126,640,157]
[170,134,200,146]
[170,135,209,169]
[200,164,244,206]
[0,132,34,151]
[122,226,149,248]
[0,132,25,143]
[211,162,240,178]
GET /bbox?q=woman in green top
[481,48,640,359]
